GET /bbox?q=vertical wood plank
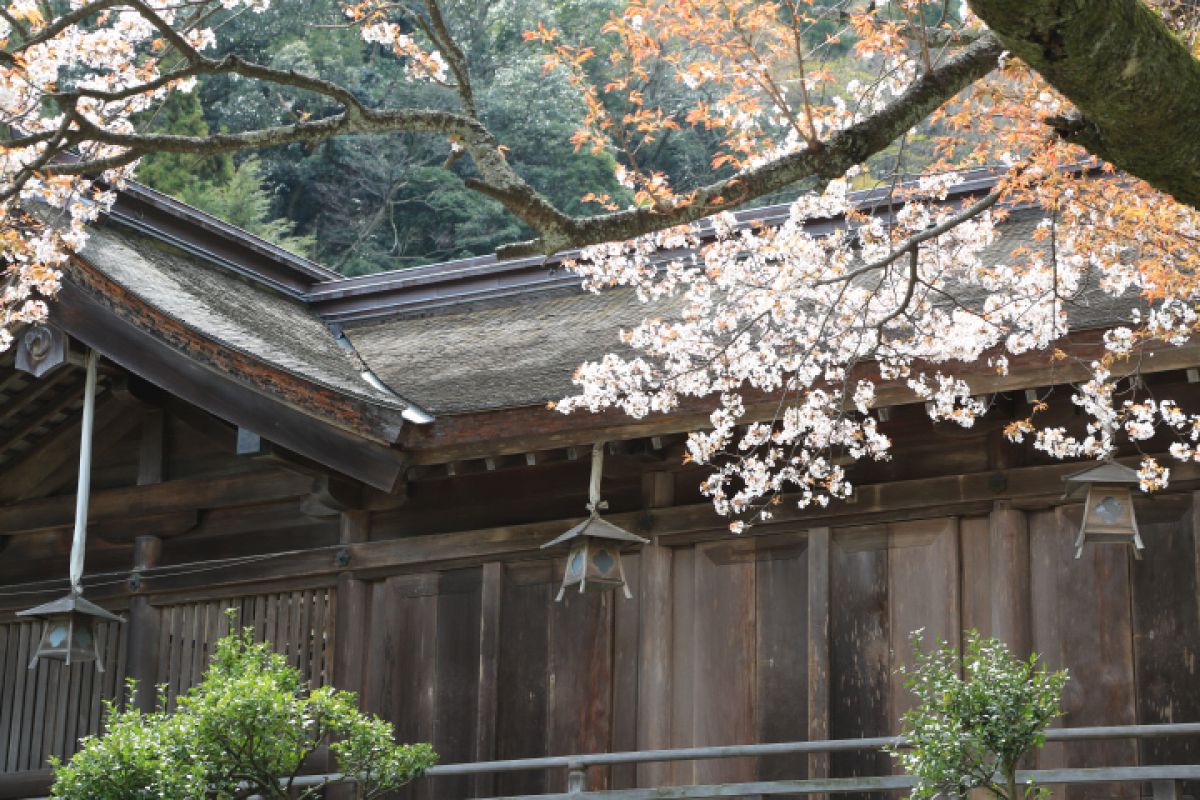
[432,570,482,800]
[62,660,83,760]
[989,502,1031,657]
[889,518,960,727]
[611,552,641,790]
[496,562,552,797]
[474,561,503,799]
[310,589,327,686]
[88,623,112,744]
[0,624,15,772]
[174,603,194,703]
[636,543,673,789]
[959,516,992,640]
[829,526,891,788]
[547,578,613,792]
[757,538,809,789]
[691,541,756,786]
[1030,507,1137,800]
[1132,504,1200,800]
[12,624,33,770]
[669,546,696,787]
[808,527,831,790]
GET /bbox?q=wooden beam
[402,332,1200,466]
[2,457,1198,612]
[0,380,81,460]
[0,367,72,428]
[0,471,313,535]
[0,389,144,503]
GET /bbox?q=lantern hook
[585,442,608,514]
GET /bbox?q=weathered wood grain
[756,535,808,790]
[474,561,504,798]
[1131,500,1200,800]
[1030,508,1138,800]
[829,526,891,793]
[888,518,960,728]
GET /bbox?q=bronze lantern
[542,513,649,601]
[1062,461,1145,560]
[17,591,123,670]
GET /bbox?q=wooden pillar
[636,472,674,788]
[329,511,370,800]
[989,501,1031,656]
[807,527,831,789]
[332,511,369,696]
[137,409,165,486]
[473,561,503,798]
[126,535,162,712]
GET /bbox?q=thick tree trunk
[969,0,1200,209]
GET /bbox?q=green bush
[890,630,1067,800]
[50,615,436,799]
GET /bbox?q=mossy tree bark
[968,0,1200,209]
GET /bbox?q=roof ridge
[105,167,1008,321]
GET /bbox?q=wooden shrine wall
[0,500,1197,799]
[343,504,1200,800]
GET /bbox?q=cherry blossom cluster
[559,163,1200,525]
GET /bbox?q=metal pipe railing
[22,722,1200,800]
[421,721,1200,776]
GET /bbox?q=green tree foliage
[49,619,436,800]
[133,92,234,199]
[890,631,1067,800]
[129,0,963,273]
[180,157,315,256]
[135,91,312,256]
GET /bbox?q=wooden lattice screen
[0,586,335,773]
[0,618,126,773]
[156,587,336,709]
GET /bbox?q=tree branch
[967,0,1200,209]
[30,13,1000,258]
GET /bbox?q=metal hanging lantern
[543,443,648,601]
[1063,461,1145,560]
[16,592,121,669]
[17,348,123,669]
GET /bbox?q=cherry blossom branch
[22,12,1000,258]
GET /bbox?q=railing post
[1153,780,1181,800]
[567,761,588,795]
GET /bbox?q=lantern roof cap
[16,591,123,622]
[542,513,650,549]
[1062,460,1141,498]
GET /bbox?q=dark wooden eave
[399,328,1200,466]
[55,258,408,492]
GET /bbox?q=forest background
[139,0,949,274]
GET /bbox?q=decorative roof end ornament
[1062,459,1145,560]
[542,443,648,601]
